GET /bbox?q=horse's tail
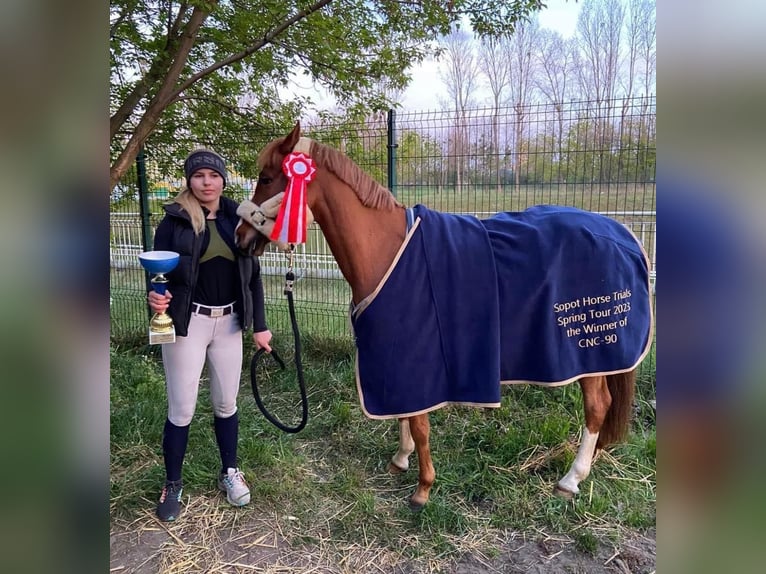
[597,369,636,449]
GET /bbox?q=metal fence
[111,96,656,348]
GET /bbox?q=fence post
[137,147,152,252]
[136,147,154,309]
[387,109,398,197]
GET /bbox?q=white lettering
[582,321,619,333]
[553,299,581,313]
[557,313,587,327]
[582,294,611,306]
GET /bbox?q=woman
[148,149,273,521]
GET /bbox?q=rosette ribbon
[270,152,316,244]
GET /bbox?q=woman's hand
[253,329,273,353]
[148,290,172,314]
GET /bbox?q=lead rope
[250,244,308,433]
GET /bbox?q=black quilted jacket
[152,196,267,337]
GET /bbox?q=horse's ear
[279,122,301,155]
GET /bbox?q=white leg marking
[391,419,415,471]
[557,427,599,495]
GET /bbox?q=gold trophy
[139,251,180,344]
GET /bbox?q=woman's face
[189,168,224,210]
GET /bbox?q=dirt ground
[110,495,655,574]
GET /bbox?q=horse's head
[235,122,304,255]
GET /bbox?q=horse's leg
[555,375,609,498]
[388,418,415,473]
[555,371,635,498]
[408,413,435,510]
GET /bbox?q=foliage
[397,129,446,187]
[110,0,545,187]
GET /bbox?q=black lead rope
[250,266,308,433]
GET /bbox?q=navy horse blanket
[350,205,653,419]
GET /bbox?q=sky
[279,1,583,112]
[400,0,581,110]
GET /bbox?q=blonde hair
[169,188,206,235]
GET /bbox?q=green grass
[111,182,656,218]
[111,333,656,559]
[394,183,656,215]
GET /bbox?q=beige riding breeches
[161,312,243,426]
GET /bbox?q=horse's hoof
[388,461,406,475]
[553,484,576,500]
[408,498,425,512]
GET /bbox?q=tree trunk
[110,4,190,140]
[110,6,212,190]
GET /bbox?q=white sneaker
[218,467,251,506]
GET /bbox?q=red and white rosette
[270,152,316,244]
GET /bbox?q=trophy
[139,250,180,344]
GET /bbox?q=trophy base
[149,326,176,345]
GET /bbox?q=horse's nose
[233,232,247,253]
[235,238,253,256]
[234,221,247,243]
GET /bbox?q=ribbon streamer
[271,152,316,244]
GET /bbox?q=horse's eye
[258,176,273,185]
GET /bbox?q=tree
[478,36,511,191]
[396,129,444,189]
[575,0,625,104]
[439,25,482,192]
[575,0,625,182]
[506,16,541,189]
[110,0,545,190]
[535,29,576,181]
[535,29,572,107]
[623,0,656,100]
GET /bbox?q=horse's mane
[259,137,403,211]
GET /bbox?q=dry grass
[112,494,450,573]
[111,493,654,573]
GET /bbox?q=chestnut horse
[236,123,651,509]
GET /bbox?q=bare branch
[110,2,193,140]
[170,0,334,100]
[110,4,212,188]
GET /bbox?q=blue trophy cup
[139,250,180,344]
